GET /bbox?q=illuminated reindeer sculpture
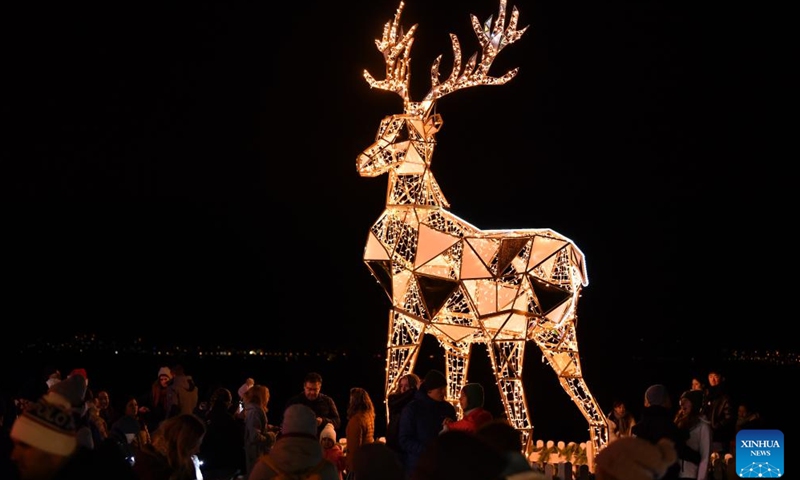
[357,0,609,456]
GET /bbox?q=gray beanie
[644,384,668,407]
[282,404,318,436]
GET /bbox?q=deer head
[357,0,527,180]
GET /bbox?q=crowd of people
[0,362,765,480]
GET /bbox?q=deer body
[357,0,609,459]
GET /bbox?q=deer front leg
[531,319,609,466]
[385,310,425,419]
[443,342,471,415]
[486,339,534,455]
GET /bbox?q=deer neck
[386,170,449,209]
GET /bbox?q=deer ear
[426,114,443,134]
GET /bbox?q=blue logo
[736,429,783,477]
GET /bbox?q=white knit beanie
[320,422,337,442]
[9,375,87,456]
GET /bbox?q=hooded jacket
[248,435,340,480]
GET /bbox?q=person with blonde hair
[243,385,277,476]
[132,413,206,480]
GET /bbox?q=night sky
[4,0,791,354]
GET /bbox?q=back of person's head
[211,387,232,410]
[410,430,506,480]
[348,387,375,417]
[47,374,88,410]
[351,442,404,480]
[595,436,677,480]
[644,384,670,408]
[282,404,318,437]
[246,385,269,409]
[476,419,522,453]
[419,370,447,393]
[152,414,206,471]
[403,373,421,389]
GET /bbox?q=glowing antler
[364,0,527,117]
[363,1,418,113]
[425,0,528,104]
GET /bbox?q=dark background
[3,0,792,355]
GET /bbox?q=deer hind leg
[531,318,609,460]
[442,342,471,415]
[486,339,534,454]
[384,310,425,417]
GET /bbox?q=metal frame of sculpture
[356,0,609,457]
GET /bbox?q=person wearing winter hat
[645,384,670,408]
[442,382,493,433]
[138,366,174,433]
[248,404,340,480]
[67,369,88,383]
[157,366,173,382]
[10,374,136,480]
[397,369,457,477]
[319,423,346,479]
[165,364,198,417]
[11,375,86,457]
[50,373,98,451]
[238,377,255,402]
[631,384,686,480]
[66,368,93,405]
[419,369,447,393]
[595,436,678,480]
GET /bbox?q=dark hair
[476,419,522,453]
[304,372,323,384]
[403,373,421,389]
[411,430,506,480]
[210,387,232,408]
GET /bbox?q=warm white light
[358,0,609,461]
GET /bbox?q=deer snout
[356,140,388,177]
